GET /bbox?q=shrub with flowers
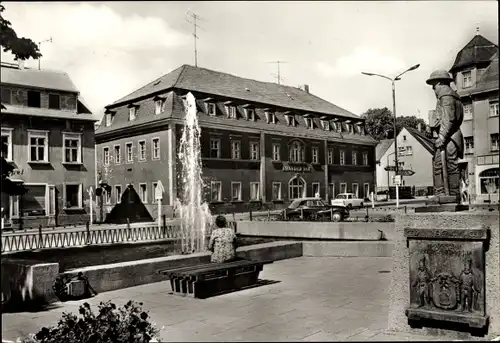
[20,300,160,343]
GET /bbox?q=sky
[1,1,498,122]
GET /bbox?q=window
[152,138,160,160]
[359,125,365,135]
[114,145,121,164]
[27,90,41,108]
[152,182,158,201]
[103,147,110,166]
[304,117,313,129]
[479,168,499,195]
[28,130,48,162]
[115,185,122,203]
[250,182,260,200]
[364,183,370,200]
[312,182,320,198]
[352,183,359,198]
[289,141,305,163]
[105,113,113,127]
[22,185,46,216]
[155,99,165,115]
[321,120,330,131]
[406,146,413,156]
[465,137,474,154]
[48,185,55,216]
[63,133,82,163]
[266,111,276,124]
[129,106,137,121]
[246,108,255,121]
[231,182,242,201]
[491,134,499,151]
[289,176,305,199]
[272,143,281,161]
[227,105,237,119]
[463,103,473,121]
[1,128,13,161]
[207,103,216,116]
[139,183,148,204]
[104,187,111,205]
[126,142,133,162]
[65,184,82,209]
[352,151,357,165]
[328,183,335,198]
[138,140,146,161]
[403,135,407,141]
[363,152,368,166]
[340,150,345,165]
[250,142,259,160]
[340,182,347,194]
[312,147,319,164]
[285,114,296,127]
[1,87,11,104]
[231,140,241,159]
[211,181,222,201]
[210,138,220,158]
[489,100,499,117]
[48,94,60,109]
[272,182,282,200]
[327,149,333,165]
[463,71,472,88]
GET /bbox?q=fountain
[175,92,213,254]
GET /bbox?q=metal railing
[1,222,182,253]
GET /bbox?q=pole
[371,191,375,209]
[392,81,400,209]
[396,183,400,208]
[194,15,198,67]
[157,199,162,229]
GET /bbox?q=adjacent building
[95,64,378,218]
[449,33,499,203]
[1,61,96,228]
[375,126,434,194]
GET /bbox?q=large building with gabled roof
[449,33,499,204]
[1,61,97,228]
[95,64,377,218]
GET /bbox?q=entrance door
[364,183,370,200]
[352,183,359,198]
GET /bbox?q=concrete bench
[159,259,273,299]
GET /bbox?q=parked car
[330,193,364,209]
[279,197,349,222]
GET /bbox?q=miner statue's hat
[426,70,454,85]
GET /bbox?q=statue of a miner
[426,70,464,203]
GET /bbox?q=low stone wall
[302,241,394,257]
[236,220,395,241]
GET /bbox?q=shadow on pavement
[166,279,281,299]
[1,300,65,314]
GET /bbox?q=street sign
[385,166,397,172]
[399,169,415,177]
[393,175,402,186]
[155,180,165,201]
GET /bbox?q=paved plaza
[2,256,455,342]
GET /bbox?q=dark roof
[1,63,79,93]
[2,104,96,121]
[108,64,359,119]
[405,127,434,154]
[450,34,498,73]
[473,53,499,94]
[375,139,393,162]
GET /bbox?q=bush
[20,300,160,343]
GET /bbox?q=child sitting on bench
[208,215,238,263]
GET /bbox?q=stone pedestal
[388,211,500,340]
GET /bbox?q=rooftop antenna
[186,10,205,67]
[476,23,479,35]
[267,61,288,85]
[37,37,52,70]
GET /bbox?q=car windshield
[288,199,303,209]
[335,194,345,199]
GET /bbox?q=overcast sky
[1,1,498,121]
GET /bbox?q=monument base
[388,211,500,340]
[415,203,469,213]
[425,195,460,206]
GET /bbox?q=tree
[1,2,41,196]
[361,107,427,141]
[0,3,42,61]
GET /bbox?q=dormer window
[225,104,237,119]
[304,115,314,130]
[154,97,165,115]
[321,119,330,131]
[245,108,256,121]
[206,103,216,116]
[463,71,472,88]
[128,105,138,121]
[265,111,276,124]
[285,113,296,127]
[104,111,115,127]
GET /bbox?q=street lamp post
[362,64,420,208]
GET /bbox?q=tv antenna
[37,37,53,70]
[267,61,288,85]
[186,10,206,67]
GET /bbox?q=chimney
[17,60,25,70]
[299,84,310,93]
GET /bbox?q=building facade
[1,62,96,228]
[375,126,434,193]
[95,65,377,219]
[449,34,499,204]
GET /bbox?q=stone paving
[2,257,453,342]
